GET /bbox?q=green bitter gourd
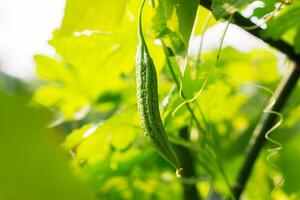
[135,0,182,176]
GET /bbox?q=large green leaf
[152,0,199,55]
[34,1,147,121]
[59,0,128,36]
[35,22,138,120]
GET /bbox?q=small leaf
[252,0,277,18]
[261,3,300,40]
[211,0,252,19]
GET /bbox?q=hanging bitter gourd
[135,0,182,175]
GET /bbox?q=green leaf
[34,85,90,120]
[193,6,217,36]
[211,0,252,19]
[198,81,246,122]
[64,107,140,165]
[35,55,75,83]
[252,0,277,18]
[152,0,199,55]
[244,158,272,199]
[58,0,128,36]
[35,19,138,120]
[261,3,300,40]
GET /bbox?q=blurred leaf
[35,22,138,120]
[198,81,247,122]
[0,72,31,96]
[63,123,98,150]
[35,55,75,83]
[279,134,300,194]
[285,105,300,127]
[211,0,252,19]
[261,2,300,47]
[0,92,94,200]
[59,0,128,36]
[34,85,90,120]
[193,7,217,36]
[207,47,279,83]
[252,0,277,18]
[64,107,140,165]
[244,157,271,199]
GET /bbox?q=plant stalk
[175,126,202,200]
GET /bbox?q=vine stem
[175,126,202,200]
[232,64,300,199]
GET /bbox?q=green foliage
[31,0,299,195]
[1,0,300,199]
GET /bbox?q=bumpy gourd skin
[136,38,180,169]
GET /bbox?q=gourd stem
[175,126,202,200]
[138,0,146,44]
